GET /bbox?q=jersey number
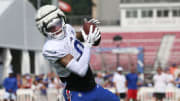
[74,40,84,58]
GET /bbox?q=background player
[35,5,120,101]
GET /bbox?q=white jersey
[42,24,84,77]
[153,73,168,93]
[113,73,127,93]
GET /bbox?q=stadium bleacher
[90,32,180,71]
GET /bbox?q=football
[83,22,96,35]
[81,22,101,46]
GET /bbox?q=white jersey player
[43,24,82,77]
[35,5,120,101]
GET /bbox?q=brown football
[83,22,96,35]
[82,22,101,46]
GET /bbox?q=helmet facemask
[44,17,65,39]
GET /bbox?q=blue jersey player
[35,5,120,101]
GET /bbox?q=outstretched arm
[59,45,91,77]
[57,26,100,77]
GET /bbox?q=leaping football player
[35,5,120,101]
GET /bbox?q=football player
[35,5,120,101]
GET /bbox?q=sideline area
[0,87,180,101]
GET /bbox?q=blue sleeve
[3,78,7,88]
[14,79,18,92]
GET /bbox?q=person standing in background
[153,67,167,101]
[126,67,138,101]
[169,64,178,77]
[3,72,18,101]
[113,66,127,101]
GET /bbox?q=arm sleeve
[66,45,91,77]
